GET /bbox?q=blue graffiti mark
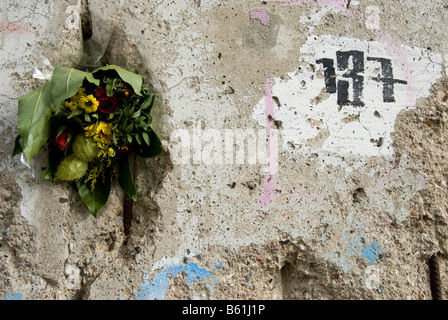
[322,253,351,273]
[361,241,384,265]
[214,262,223,269]
[345,235,364,258]
[135,262,215,300]
[324,234,384,272]
[4,293,23,300]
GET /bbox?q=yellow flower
[65,88,88,112]
[71,88,86,103]
[65,101,77,111]
[78,94,99,113]
[84,121,113,146]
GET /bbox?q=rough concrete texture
[1,0,447,300]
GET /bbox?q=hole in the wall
[280,262,294,299]
[352,187,367,204]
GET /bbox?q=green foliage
[51,66,100,111]
[17,82,55,164]
[76,179,111,218]
[12,134,23,158]
[105,77,122,96]
[134,130,163,158]
[13,64,163,218]
[92,65,143,96]
[41,148,61,180]
[112,101,154,148]
[118,154,137,201]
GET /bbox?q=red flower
[94,87,119,114]
[52,130,69,151]
[117,142,133,156]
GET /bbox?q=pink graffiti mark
[0,22,31,34]
[249,9,270,26]
[259,78,278,206]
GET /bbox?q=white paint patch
[252,35,445,171]
[15,171,39,224]
[64,263,82,290]
[365,265,381,290]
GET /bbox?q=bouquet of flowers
[12,65,163,217]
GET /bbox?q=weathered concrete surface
[1,0,448,300]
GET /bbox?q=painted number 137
[317,50,408,107]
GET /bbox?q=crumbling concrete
[1,0,447,300]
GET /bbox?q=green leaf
[92,65,143,96]
[51,66,99,112]
[11,134,23,158]
[118,154,137,201]
[142,132,150,146]
[56,126,67,138]
[76,179,111,218]
[133,109,141,118]
[135,134,142,145]
[67,109,84,119]
[41,167,53,180]
[18,82,55,164]
[136,116,146,124]
[140,94,155,113]
[125,123,134,133]
[105,77,121,96]
[134,130,163,158]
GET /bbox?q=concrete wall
[1,0,447,300]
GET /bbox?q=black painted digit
[367,57,408,103]
[316,58,337,94]
[336,50,365,107]
[316,51,407,107]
